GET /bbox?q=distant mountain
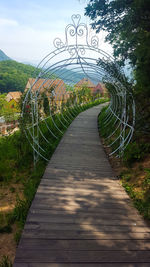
[54,68,84,84]
[0,49,11,61]
[0,60,58,93]
[0,60,41,93]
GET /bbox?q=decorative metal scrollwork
[91,35,99,48]
[53,38,65,49]
[53,14,99,55]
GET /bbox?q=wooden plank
[29,208,140,219]
[13,263,150,267]
[24,222,148,232]
[14,250,150,263]
[19,238,150,251]
[26,214,146,226]
[37,183,125,190]
[36,189,128,197]
[45,166,114,173]
[39,179,122,185]
[13,264,28,267]
[37,185,126,193]
[40,178,120,185]
[43,169,115,179]
[22,229,150,240]
[31,200,134,208]
[33,192,130,200]
[32,197,132,206]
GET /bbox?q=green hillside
[0,60,41,93]
[0,49,11,61]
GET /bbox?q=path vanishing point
[14,104,150,266]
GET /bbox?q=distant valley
[0,49,132,94]
[0,49,84,93]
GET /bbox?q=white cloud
[0,18,18,27]
[0,22,65,63]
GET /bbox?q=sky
[0,0,113,65]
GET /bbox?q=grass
[120,166,150,219]
[0,256,12,267]
[0,98,109,264]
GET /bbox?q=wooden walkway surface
[14,105,150,267]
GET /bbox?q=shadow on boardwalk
[14,105,150,267]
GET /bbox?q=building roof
[93,82,107,94]
[25,78,65,93]
[93,82,104,93]
[75,78,96,88]
[6,91,22,101]
[25,78,69,101]
[95,82,103,91]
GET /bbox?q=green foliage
[0,225,12,234]
[66,84,74,92]
[14,229,22,244]
[85,0,150,66]
[0,93,20,121]
[0,131,33,183]
[97,60,130,88]
[143,168,150,187]
[98,105,121,152]
[0,94,6,116]
[10,161,46,229]
[122,174,150,219]
[123,142,150,166]
[98,106,110,136]
[42,93,50,116]
[85,0,150,132]
[0,60,41,93]
[0,256,12,267]
[0,60,58,94]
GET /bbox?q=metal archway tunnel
[22,14,135,164]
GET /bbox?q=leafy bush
[0,256,12,267]
[143,168,150,187]
[123,142,150,166]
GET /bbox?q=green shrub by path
[123,142,150,167]
[0,256,12,267]
[0,131,33,183]
[121,168,150,220]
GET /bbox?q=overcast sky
[0,0,113,64]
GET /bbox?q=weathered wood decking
[14,105,150,266]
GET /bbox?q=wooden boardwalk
[14,105,150,267]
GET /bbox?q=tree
[85,0,150,82]
[42,93,49,116]
[85,0,150,132]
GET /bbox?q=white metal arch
[22,14,135,164]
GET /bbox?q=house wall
[0,121,19,135]
[6,94,12,102]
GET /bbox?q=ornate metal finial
[53,14,99,55]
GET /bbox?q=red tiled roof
[75,78,96,88]
[25,78,69,101]
[26,78,65,92]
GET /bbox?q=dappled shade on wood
[14,105,150,266]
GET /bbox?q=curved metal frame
[22,14,135,164]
